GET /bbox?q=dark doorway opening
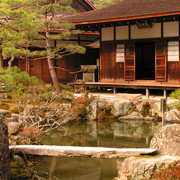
[136,42,155,80]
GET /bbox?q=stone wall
[0,116,11,179]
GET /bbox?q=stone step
[10,145,158,158]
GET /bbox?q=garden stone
[0,109,11,115]
[165,109,180,121]
[13,155,26,166]
[115,155,180,180]
[6,117,17,123]
[144,116,156,121]
[150,102,161,117]
[150,124,180,156]
[87,101,98,120]
[8,121,22,135]
[167,99,179,110]
[136,101,144,112]
[111,102,132,117]
[118,112,143,120]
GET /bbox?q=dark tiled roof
[57,0,180,24]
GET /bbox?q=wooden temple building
[1,0,180,97]
[58,0,180,97]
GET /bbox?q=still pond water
[31,120,162,180]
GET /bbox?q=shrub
[152,161,180,180]
[0,66,39,95]
[19,126,42,144]
[60,84,74,92]
[170,89,180,109]
[71,93,94,119]
[98,102,115,120]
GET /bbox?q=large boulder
[118,112,143,120]
[111,102,132,117]
[165,109,180,121]
[150,124,180,156]
[115,155,180,180]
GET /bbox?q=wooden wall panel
[56,58,67,81]
[115,62,124,81]
[168,61,179,81]
[18,60,26,72]
[42,59,52,82]
[66,54,81,82]
[100,42,115,82]
[30,60,42,80]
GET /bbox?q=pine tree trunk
[44,13,61,94]
[47,53,61,94]
[8,56,14,68]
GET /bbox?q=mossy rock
[10,161,32,179]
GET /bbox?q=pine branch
[54,66,82,75]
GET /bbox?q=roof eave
[73,11,180,25]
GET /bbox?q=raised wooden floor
[69,80,180,98]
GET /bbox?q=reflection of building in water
[32,156,120,180]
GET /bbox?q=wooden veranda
[69,80,180,98]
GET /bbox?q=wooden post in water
[161,98,166,126]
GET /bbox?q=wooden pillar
[161,98,167,126]
[113,87,116,95]
[146,88,149,98]
[164,89,167,99]
[0,50,3,68]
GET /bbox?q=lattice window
[167,41,179,62]
[116,44,125,62]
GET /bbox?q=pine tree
[0,0,85,93]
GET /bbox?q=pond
[31,120,162,180]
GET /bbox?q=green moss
[135,154,163,160]
[0,103,10,110]
[11,106,24,114]
[10,161,32,180]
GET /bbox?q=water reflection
[32,120,162,180]
[32,156,124,180]
[41,120,162,148]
